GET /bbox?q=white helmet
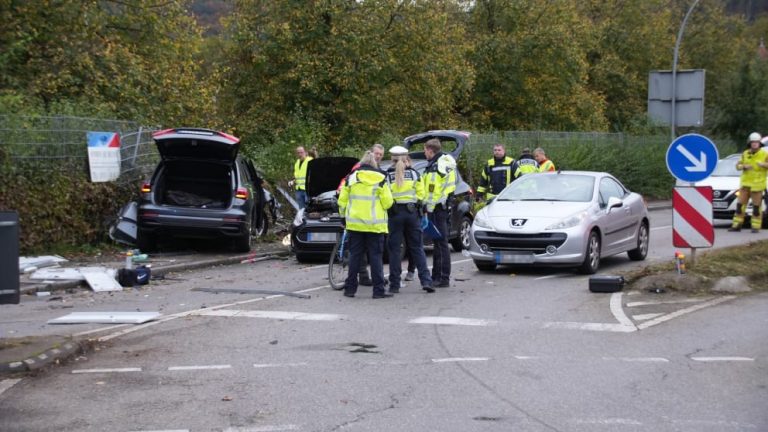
[389,145,408,156]
[748,132,761,143]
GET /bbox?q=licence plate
[307,232,337,242]
[712,201,729,209]
[494,251,535,264]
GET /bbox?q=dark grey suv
[136,128,271,252]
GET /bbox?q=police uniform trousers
[344,231,386,296]
[429,205,451,284]
[387,204,433,289]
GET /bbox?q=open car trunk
[154,160,234,209]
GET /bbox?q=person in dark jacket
[511,147,539,180]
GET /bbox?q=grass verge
[624,239,768,294]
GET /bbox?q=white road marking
[575,418,643,425]
[72,367,142,374]
[650,225,671,231]
[196,309,344,321]
[602,357,669,363]
[632,313,665,321]
[636,296,736,330]
[627,297,712,308]
[168,365,232,371]
[409,316,497,326]
[0,379,22,397]
[73,323,130,337]
[95,257,471,343]
[610,292,636,329]
[691,357,755,362]
[543,322,637,332]
[431,357,489,363]
[253,363,308,368]
[514,355,539,360]
[534,274,562,280]
[129,430,189,432]
[223,426,300,432]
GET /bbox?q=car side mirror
[606,196,623,212]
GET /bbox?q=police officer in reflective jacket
[511,147,539,180]
[421,138,457,288]
[386,146,434,294]
[337,151,394,298]
[477,143,515,201]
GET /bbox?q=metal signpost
[666,134,719,265]
[0,211,20,305]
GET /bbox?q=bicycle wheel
[328,235,349,290]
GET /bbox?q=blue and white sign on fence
[665,133,719,183]
[87,131,121,183]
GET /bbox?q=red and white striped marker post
[672,186,714,264]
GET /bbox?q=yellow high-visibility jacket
[539,159,556,172]
[338,166,393,233]
[477,156,515,197]
[422,153,457,212]
[737,148,768,191]
[386,167,424,204]
[293,156,313,191]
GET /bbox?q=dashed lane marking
[691,357,755,362]
[94,258,471,343]
[168,365,232,371]
[601,357,669,363]
[254,363,308,368]
[431,357,489,363]
[409,316,497,326]
[72,367,142,374]
[0,379,22,397]
[195,309,345,321]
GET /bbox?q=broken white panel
[29,266,116,281]
[19,255,68,273]
[48,311,161,325]
[29,268,85,281]
[79,268,122,292]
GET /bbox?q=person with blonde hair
[385,146,434,293]
[337,150,394,298]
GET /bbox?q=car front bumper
[468,224,590,266]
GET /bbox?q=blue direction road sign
[666,133,719,182]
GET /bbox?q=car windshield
[496,174,595,202]
[711,157,740,176]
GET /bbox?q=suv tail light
[235,187,249,200]
[141,182,151,193]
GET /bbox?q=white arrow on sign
[676,144,707,172]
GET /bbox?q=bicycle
[328,229,349,290]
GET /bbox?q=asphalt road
[1,209,767,431]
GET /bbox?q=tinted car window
[497,174,594,202]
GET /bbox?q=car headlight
[292,209,305,227]
[473,210,492,229]
[545,211,587,230]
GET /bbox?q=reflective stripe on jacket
[539,159,556,172]
[293,156,313,191]
[422,153,457,212]
[386,167,423,204]
[738,148,768,191]
[337,166,393,233]
[512,156,539,179]
[477,156,514,196]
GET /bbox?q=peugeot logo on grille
[510,218,527,227]
[713,190,722,198]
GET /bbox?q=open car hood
[306,157,359,197]
[153,128,240,163]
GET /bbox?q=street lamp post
[671,0,701,141]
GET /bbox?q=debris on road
[47,311,161,325]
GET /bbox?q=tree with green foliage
[465,0,608,131]
[220,0,472,165]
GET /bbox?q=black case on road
[589,275,625,293]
